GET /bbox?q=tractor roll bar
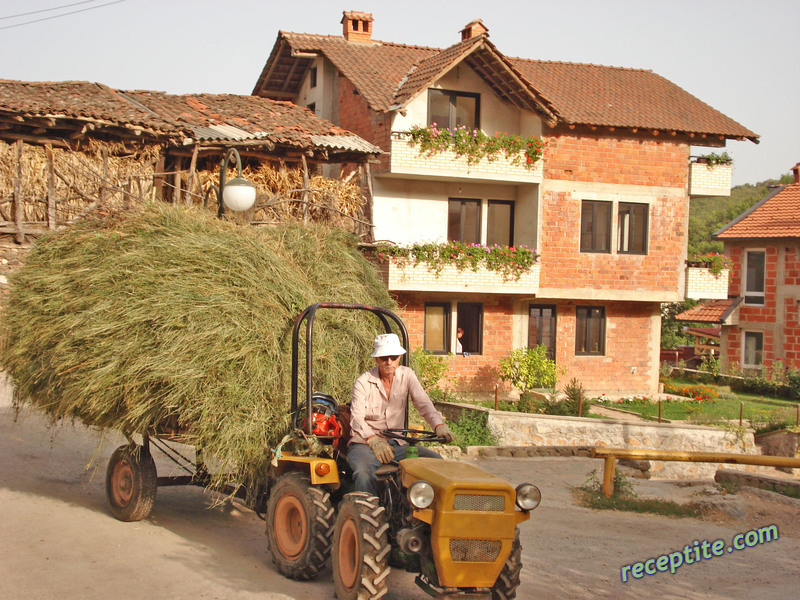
[291,303,410,435]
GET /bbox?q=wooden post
[658,400,662,423]
[100,147,109,204]
[602,456,617,498]
[301,154,310,223]
[13,140,24,243]
[740,402,744,427]
[46,145,56,230]
[494,384,498,411]
[173,161,182,205]
[186,145,199,205]
[578,395,583,417]
[153,151,165,202]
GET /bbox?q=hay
[0,203,394,486]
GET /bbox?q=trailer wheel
[491,528,522,600]
[266,472,334,580]
[106,444,157,522]
[332,493,391,600]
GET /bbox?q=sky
[1,0,797,186]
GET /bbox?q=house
[693,163,800,372]
[253,11,758,396]
[0,79,380,242]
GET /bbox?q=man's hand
[368,436,394,463]
[435,423,456,444]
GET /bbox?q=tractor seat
[375,464,398,478]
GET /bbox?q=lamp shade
[222,177,257,212]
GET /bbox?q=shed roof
[0,79,381,160]
[675,297,743,324]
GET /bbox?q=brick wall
[338,78,392,170]
[544,134,688,187]
[538,191,687,293]
[393,292,658,395]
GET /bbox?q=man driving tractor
[346,333,456,494]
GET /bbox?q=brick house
[253,11,758,396]
[685,163,800,372]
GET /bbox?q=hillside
[688,172,794,256]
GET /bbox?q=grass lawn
[596,378,800,429]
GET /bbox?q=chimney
[342,11,374,42]
[793,162,800,184]
[460,19,489,41]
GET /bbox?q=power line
[0,0,102,20]
[0,0,128,31]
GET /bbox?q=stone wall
[439,402,760,479]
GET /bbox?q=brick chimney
[342,11,374,42]
[793,162,800,184]
[460,19,489,41]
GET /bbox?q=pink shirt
[349,365,444,445]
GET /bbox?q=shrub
[448,410,498,449]
[410,347,450,401]
[498,346,559,393]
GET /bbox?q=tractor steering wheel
[382,428,445,445]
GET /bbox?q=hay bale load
[0,203,394,484]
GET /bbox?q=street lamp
[205,147,257,217]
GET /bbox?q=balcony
[387,133,544,184]
[685,265,730,300]
[376,260,540,294]
[689,159,732,197]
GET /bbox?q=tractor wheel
[266,472,334,580]
[332,492,391,600]
[491,528,523,600]
[106,443,157,522]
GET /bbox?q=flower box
[377,260,540,294]
[685,265,730,300]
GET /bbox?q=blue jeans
[347,440,442,496]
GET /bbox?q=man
[347,333,455,495]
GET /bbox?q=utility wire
[0,0,102,20]
[0,0,127,31]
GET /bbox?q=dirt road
[1,379,798,599]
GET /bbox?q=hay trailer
[105,303,542,600]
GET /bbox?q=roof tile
[715,183,800,239]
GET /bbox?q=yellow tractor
[104,303,540,598]
[265,303,541,599]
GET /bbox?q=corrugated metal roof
[310,134,382,154]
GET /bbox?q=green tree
[498,346,559,393]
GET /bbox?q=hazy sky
[1,0,797,186]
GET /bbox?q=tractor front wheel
[491,528,523,600]
[266,472,334,580]
[332,492,391,600]
[105,443,157,522]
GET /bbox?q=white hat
[371,333,407,358]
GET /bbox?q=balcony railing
[689,160,732,197]
[685,265,730,300]
[376,260,540,294]
[387,133,544,183]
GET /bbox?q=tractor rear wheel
[332,492,391,600]
[491,528,523,600]
[106,443,157,522]
[266,472,334,580]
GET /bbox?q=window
[424,303,450,354]
[617,202,648,254]
[744,250,766,305]
[487,200,514,247]
[742,331,763,367]
[456,303,483,355]
[428,89,480,129]
[575,306,606,355]
[309,67,318,88]
[529,305,556,359]
[448,198,481,244]
[580,200,612,253]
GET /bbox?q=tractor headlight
[515,483,541,511]
[408,481,435,509]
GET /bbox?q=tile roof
[714,183,800,240]
[0,80,381,157]
[675,297,743,323]
[253,30,758,141]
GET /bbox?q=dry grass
[0,203,393,488]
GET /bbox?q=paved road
[1,379,798,599]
